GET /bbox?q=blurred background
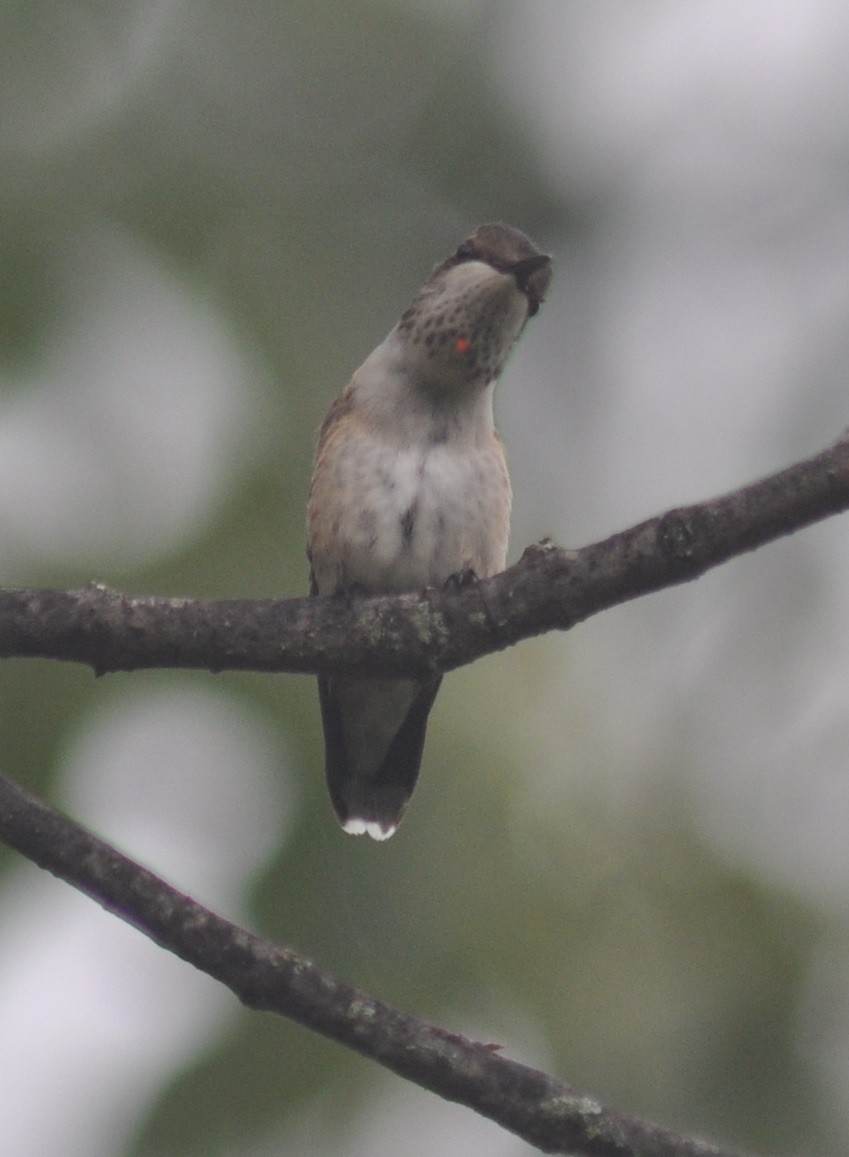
[2,2,849,1154]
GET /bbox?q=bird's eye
[454,240,477,262]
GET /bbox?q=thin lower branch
[0,432,847,679]
[0,771,745,1157]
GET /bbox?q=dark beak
[511,253,553,317]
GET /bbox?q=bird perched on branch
[308,222,552,839]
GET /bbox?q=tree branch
[1,436,845,1153]
[1,432,848,678]
[0,770,745,1157]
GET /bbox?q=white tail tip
[342,817,396,841]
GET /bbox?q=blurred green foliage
[0,4,839,1156]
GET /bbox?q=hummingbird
[307,222,552,839]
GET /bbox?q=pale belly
[315,439,510,595]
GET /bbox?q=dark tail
[318,674,442,839]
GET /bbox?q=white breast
[340,435,509,593]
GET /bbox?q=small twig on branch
[0,432,847,679]
[0,771,745,1157]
